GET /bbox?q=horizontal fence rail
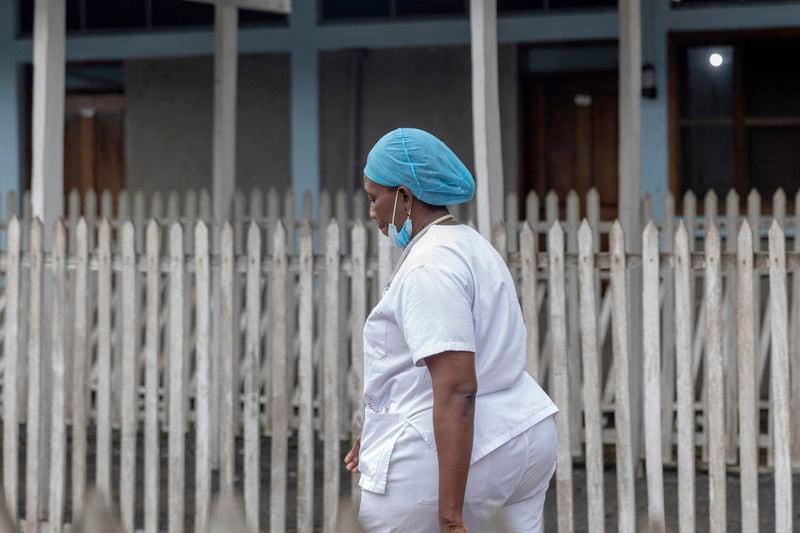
[0,186,797,531]
[0,185,799,252]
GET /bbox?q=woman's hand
[344,436,361,474]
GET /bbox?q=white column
[619,1,642,235]
[212,5,239,223]
[619,0,643,465]
[30,0,66,520]
[31,0,65,241]
[470,0,504,239]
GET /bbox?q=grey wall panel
[125,54,290,197]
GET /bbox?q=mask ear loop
[391,188,412,223]
[391,189,400,227]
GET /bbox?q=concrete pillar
[31,0,66,241]
[290,1,320,218]
[30,0,67,519]
[212,5,239,224]
[619,0,644,467]
[470,0,504,239]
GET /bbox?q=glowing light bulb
[709,53,723,67]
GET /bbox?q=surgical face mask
[388,189,412,249]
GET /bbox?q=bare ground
[5,427,800,532]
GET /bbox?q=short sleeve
[397,264,476,366]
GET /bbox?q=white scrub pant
[358,414,557,533]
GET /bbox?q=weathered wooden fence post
[48,221,67,533]
[660,192,676,464]
[3,217,21,525]
[520,222,539,380]
[577,220,604,533]
[119,222,137,532]
[705,221,726,532]
[547,222,573,533]
[324,220,341,533]
[736,221,759,532]
[271,221,289,533]
[350,220,368,507]
[71,219,89,520]
[195,221,212,532]
[674,222,695,533]
[96,219,113,504]
[297,220,315,532]
[168,222,186,533]
[219,222,236,495]
[244,222,261,531]
[609,222,635,533]
[642,221,665,532]
[793,190,800,469]
[566,191,582,458]
[25,218,43,533]
[767,221,793,532]
[144,220,161,533]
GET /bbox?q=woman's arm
[425,351,478,532]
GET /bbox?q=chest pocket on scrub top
[364,309,388,360]
[383,315,408,360]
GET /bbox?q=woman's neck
[410,208,453,239]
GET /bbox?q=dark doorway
[63,94,126,207]
[24,63,126,214]
[520,70,619,219]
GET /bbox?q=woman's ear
[398,186,413,208]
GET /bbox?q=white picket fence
[0,186,798,532]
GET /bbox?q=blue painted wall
[0,0,20,207]
[290,0,320,218]
[1,0,799,220]
[641,0,671,221]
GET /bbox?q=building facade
[1,0,799,221]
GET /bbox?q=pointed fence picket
[243,222,261,532]
[609,223,636,533]
[24,219,42,533]
[642,222,664,533]
[577,221,604,533]
[675,222,696,533]
[2,218,20,524]
[548,222,573,533]
[737,220,759,532]
[144,220,161,533]
[705,223,726,533]
[768,222,793,533]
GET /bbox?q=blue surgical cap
[364,128,475,206]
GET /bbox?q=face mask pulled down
[388,189,412,249]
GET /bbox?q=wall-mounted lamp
[642,63,657,99]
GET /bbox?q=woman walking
[345,128,558,533]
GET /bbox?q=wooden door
[64,94,126,212]
[521,71,619,218]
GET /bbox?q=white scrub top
[358,223,558,495]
